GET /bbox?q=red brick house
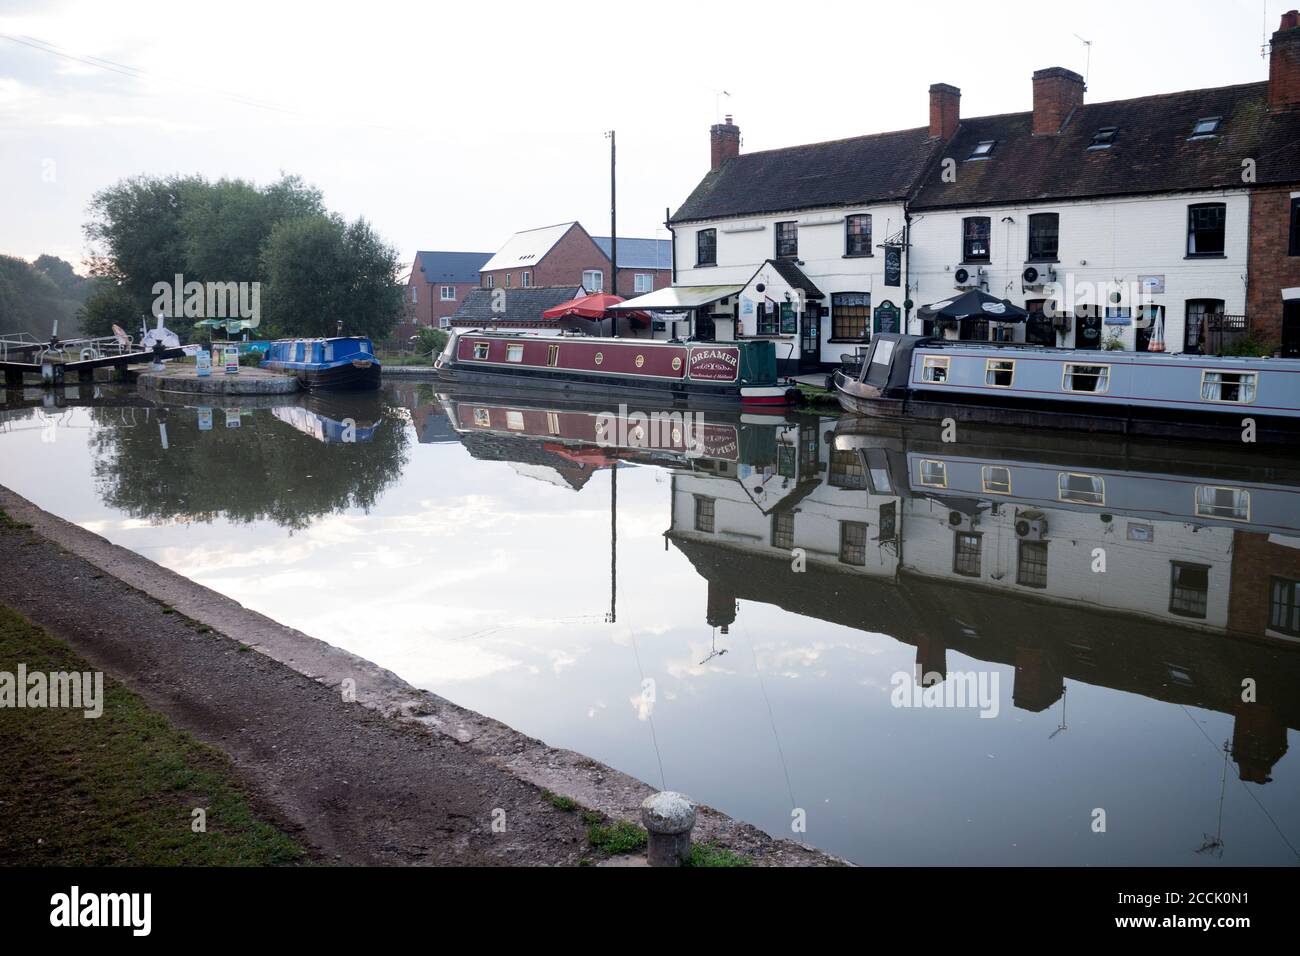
[479,221,671,297]
[1246,10,1300,356]
[402,250,493,338]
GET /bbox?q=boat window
[1195,486,1250,521]
[506,411,525,430]
[1201,370,1256,403]
[547,344,560,367]
[918,459,948,488]
[981,465,1012,495]
[871,340,895,366]
[1058,472,1105,505]
[985,359,1015,387]
[920,356,950,383]
[324,342,334,362]
[473,342,490,360]
[506,344,525,363]
[1063,363,1110,393]
[473,408,491,427]
[546,412,561,435]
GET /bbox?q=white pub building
[624,20,1300,374]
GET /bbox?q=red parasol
[541,292,649,322]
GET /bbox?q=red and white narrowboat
[433,330,797,408]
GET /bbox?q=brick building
[402,250,493,337]
[478,221,670,297]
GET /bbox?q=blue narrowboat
[835,334,1300,445]
[260,337,381,391]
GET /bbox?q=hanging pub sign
[884,246,902,287]
[874,300,901,335]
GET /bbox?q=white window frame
[522,272,532,288]
[440,285,456,301]
[634,273,653,293]
[582,270,604,292]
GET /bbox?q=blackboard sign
[884,247,902,287]
[780,302,796,335]
[874,300,901,334]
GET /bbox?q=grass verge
[0,604,307,865]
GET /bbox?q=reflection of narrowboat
[271,393,384,444]
[433,330,797,408]
[834,334,1300,444]
[260,337,381,391]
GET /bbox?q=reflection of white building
[671,428,1300,638]
[665,423,1300,783]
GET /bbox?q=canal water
[2,381,1298,866]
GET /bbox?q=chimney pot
[1032,66,1086,135]
[710,115,740,171]
[929,83,961,139]
[1269,10,1300,111]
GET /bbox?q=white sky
[0,0,1286,272]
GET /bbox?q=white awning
[608,284,744,311]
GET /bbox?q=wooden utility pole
[609,129,618,338]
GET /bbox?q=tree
[260,214,401,340]
[0,255,82,338]
[414,326,448,355]
[180,174,324,285]
[77,283,143,339]
[83,175,207,303]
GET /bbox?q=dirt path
[0,511,585,865]
[0,487,841,866]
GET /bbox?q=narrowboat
[834,334,1300,445]
[433,330,798,408]
[260,337,381,391]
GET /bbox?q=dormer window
[1088,126,1118,149]
[968,140,996,160]
[1189,117,1221,139]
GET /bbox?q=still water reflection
[1,381,1298,865]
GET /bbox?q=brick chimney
[929,83,960,139]
[710,115,740,171]
[1269,10,1300,111]
[1032,67,1086,135]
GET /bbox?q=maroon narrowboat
[433,330,797,408]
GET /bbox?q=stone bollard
[640,791,696,867]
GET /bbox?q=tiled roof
[448,286,585,325]
[670,126,944,223]
[669,81,1300,222]
[592,236,672,270]
[765,259,824,300]
[412,250,493,284]
[480,223,580,272]
[911,81,1300,209]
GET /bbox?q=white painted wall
[908,191,1250,353]
[674,203,909,363]
[670,189,1249,359]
